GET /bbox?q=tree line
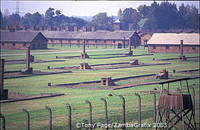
[0,2,199,31]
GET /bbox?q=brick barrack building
[42,30,141,48]
[0,32,48,50]
[147,33,200,53]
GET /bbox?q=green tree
[117,9,122,19]
[178,4,199,29]
[120,8,141,30]
[7,13,21,27]
[137,5,150,17]
[21,12,42,27]
[0,11,3,28]
[91,12,114,30]
[45,8,55,27]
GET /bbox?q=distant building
[139,33,152,46]
[1,32,48,50]
[42,30,141,47]
[113,19,121,31]
[147,33,200,53]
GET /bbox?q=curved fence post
[101,98,108,130]
[190,84,196,118]
[85,100,93,130]
[22,109,30,130]
[45,106,52,130]
[118,95,126,129]
[135,93,141,127]
[153,89,157,123]
[66,104,72,130]
[0,113,6,130]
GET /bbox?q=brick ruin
[80,63,91,70]
[0,59,8,100]
[156,69,169,79]
[129,59,139,65]
[80,40,89,59]
[179,40,187,60]
[21,47,33,74]
[101,77,115,86]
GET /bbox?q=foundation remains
[130,59,139,65]
[101,77,114,86]
[80,63,91,70]
[156,69,169,79]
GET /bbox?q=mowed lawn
[1,45,199,130]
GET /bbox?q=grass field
[1,45,199,130]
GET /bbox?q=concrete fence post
[135,93,141,127]
[118,95,126,129]
[85,100,93,130]
[22,109,30,130]
[66,104,72,130]
[45,106,52,130]
[100,98,108,130]
[0,113,6,130]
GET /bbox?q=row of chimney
[1,26,97,32]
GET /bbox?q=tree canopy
[1,2,199,31]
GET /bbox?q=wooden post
[0,59,4,93]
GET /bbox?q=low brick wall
[148,45,200,53]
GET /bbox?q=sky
[1,1,199,17]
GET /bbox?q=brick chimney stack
[91,26,96,32]
[83,26,89,32]
[5,26,9,31]
[39,26,45,31]
[31,26,38,31]
[64,26,69,32]
[113,19,121,31]
[73,26,78,31]
[56,27,61,31]
[48,26,52,31]
[9,26,15,32]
